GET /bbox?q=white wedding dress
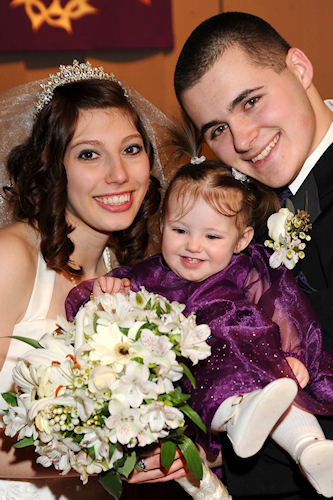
[0,253,111,499]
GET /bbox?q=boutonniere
[264,207,312,270]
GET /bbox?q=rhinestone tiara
[35,59,127,113]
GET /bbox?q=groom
[174,11,333,499]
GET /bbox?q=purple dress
[66,244,333,455]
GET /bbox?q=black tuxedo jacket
[289,142,333,350]
[222,143,333,499]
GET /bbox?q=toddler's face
[161,194,252,282]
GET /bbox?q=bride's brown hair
[5,79,160,276]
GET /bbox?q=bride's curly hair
[5,79,161,276]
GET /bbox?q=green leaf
[170,389,190,405]
[13,436,34,448]
[109,443,117,460]
[1,392,18,407]
[161,439,177,470]
[73,433,84,443]
[119,326,129,335]
[286,198,295,214]
[8,336,43,349]
[87,446,96,460]
[136,293,144,306]
[93,313,99,332]
[132,356,144,365]
[180,403,207,433]
[179,362,196,389]
[98,470,123,499]
[155,303,162,318]
[178,436,203,480]
[116,450,137,478]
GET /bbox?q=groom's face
[181,45,317,188]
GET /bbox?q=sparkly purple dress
[66,244,333,455]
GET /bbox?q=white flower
[266,208,312,270]
[2,397,36,440]
[87,321,131,371]
[141,401,184,433]
[12,360,39,397]
[269,246,299,270]
[180,323,211,365]
[106,406,143,446]
[130,330,182,380]
[36,333,75,363]
[35,437,76,475]
[110,361,160,408]
[1,287,211,485]
[89,365,117,392]
[267,208,291,242]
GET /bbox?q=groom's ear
[234,226,254,254]
[286,48,313,90]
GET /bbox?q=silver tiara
[35,59,126,113]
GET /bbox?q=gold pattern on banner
[10,0,98,34]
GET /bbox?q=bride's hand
[127,446,188,484]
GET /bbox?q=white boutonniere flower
[264,208,312,270]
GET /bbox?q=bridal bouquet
[0,288,211,498]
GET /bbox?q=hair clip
[231,168,248,182]
[190,155,206,165]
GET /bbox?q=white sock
[270,404,325,462]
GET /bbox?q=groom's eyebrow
[228,86,263,111]
[200,86,264,137]
[201,119,222,137]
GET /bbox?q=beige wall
[0,0,332,118]
[223,0,332,100]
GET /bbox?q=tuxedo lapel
[288,171,321,222]
[312,141,333,212]
[288,142,333,223]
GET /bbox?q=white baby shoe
[212,378,298,458]
[299,439,333,497]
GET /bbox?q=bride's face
[63,106,150,234]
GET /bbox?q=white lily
[20,333,75,367]
[110,361,160,408]
[3,397,36,439]
[106,406,143,446]
[130,329,183,380]
[141,401,184,433]
[180,323,211,365]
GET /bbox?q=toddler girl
[67,161,333,498]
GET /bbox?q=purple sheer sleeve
[244,245,323,375]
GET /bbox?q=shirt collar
[289,99,333,195]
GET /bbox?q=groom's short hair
[174,11,291,100]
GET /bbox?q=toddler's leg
[211,378,298,458]
[271,404,333,497]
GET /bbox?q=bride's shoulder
[0,222,38,275]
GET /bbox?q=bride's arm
[0,227,70,479]
[0,227,36,366]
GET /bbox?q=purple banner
[0,0,173,52]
